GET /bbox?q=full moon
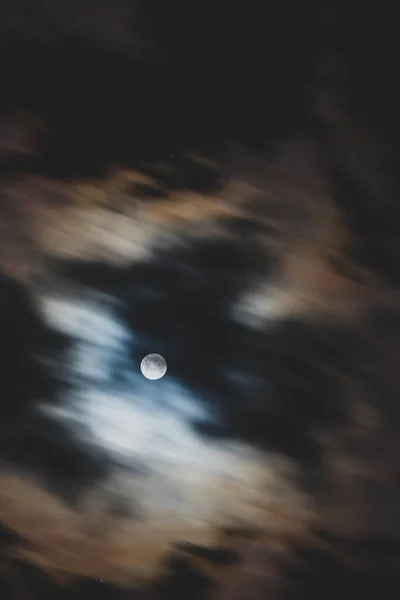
[140,353,167,380]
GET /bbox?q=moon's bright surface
[140,353,167,380]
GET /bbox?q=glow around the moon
[140,353,167,380]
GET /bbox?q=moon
[140,353,167,380]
